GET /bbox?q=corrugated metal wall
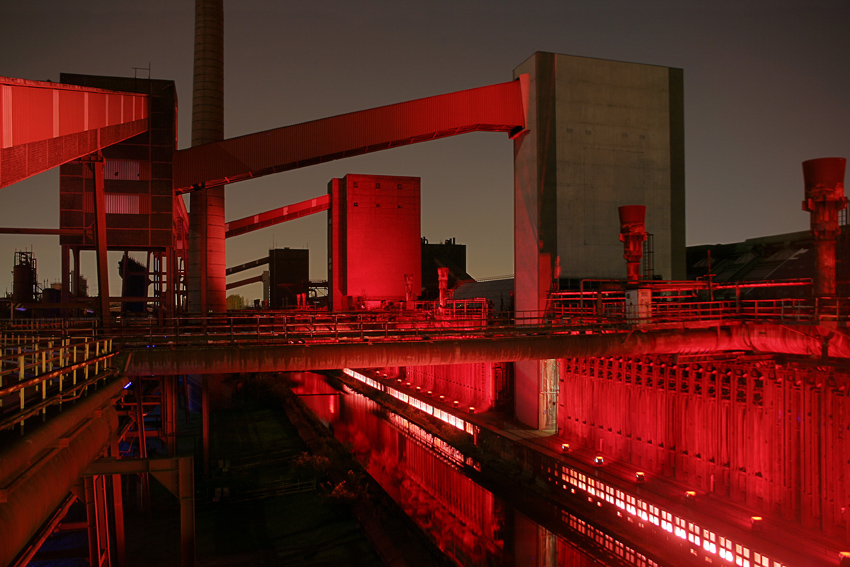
[0,77,149,188]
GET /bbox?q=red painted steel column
[188,0,226,314]
[111,441,126,567]
[135,380,151,512]
[61,245,70,307]
[91,155,111,329]
[85,476,99,567]
[802,157,847,297]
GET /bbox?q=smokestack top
[803,157,846,199]
[618,205,646,230]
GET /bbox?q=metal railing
[2,282,846,353]
[0,335,116,432]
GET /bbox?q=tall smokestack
[188,0,226,313]
[802,157,847,298]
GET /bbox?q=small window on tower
[397,184,402,190]
[353,182,358,188]
[375,183,381,189]
[353,202,358,207]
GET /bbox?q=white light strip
[552,463,787,567]
[343,368,474,434]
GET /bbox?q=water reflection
[291,372,662,567]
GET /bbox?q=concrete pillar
[188,0,226,313]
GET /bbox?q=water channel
[291,371,666,567]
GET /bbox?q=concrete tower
[187,0,226,313]
[512,52,686,428]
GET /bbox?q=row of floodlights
[395,378,476,414]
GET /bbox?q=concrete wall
[514,52,685,292]
[553,55,684,281]
[512,52,685,428]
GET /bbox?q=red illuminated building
[1,2,849,565]
[328,174,421,310]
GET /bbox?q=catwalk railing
[0,332,116,433]
[3,291,847,350]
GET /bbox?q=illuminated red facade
[328,174,421,310]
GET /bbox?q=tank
[12,252,36,303]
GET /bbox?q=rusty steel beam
[173,77,527,192]
[226,257,269,276]
[121,323,850,376]
[225,194,330,238]
[0,376,129,567]
[0,227,89,236]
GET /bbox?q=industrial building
[0,1,848,566]
[328,174,421,311]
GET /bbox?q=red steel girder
[173,78,527,192]
[225,194,330,238]
[0,77,149,189]
[226,257,269,276]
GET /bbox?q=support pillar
[72,247,81,297]
[179,456,195,567]
[110,441,126,567]
[135,379,151,513]
[84,476,99,567]
[90,154,111,329]
[61,244,70,306]
[202,375,210,476]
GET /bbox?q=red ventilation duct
[618,205,647,283]
[802,158,847,297]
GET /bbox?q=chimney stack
[188,0,227,313]
[802,158,847,298]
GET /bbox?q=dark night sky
[1,0,848,300]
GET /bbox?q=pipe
[802,157,847,297]
[0,376,128,567]
[123,323,850,376]
[618,205,647,283]
[438,267,449,308]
